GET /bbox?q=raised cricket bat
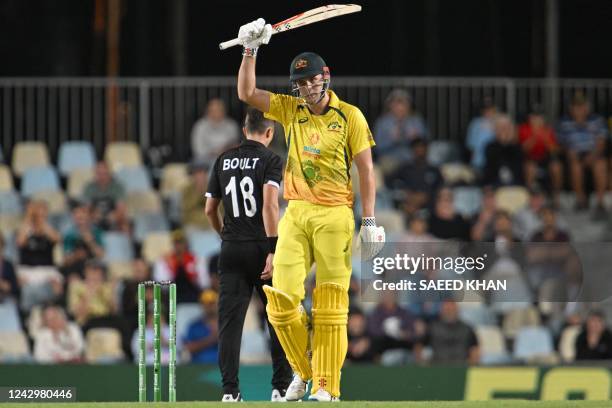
[219,4,362,50]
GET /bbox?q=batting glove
[238,18,272,55]
[359,217,386,260]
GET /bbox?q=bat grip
[219,37,242,50]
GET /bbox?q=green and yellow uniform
[263,89,374,397]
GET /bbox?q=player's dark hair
[244,106,274,135]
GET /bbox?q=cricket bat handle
[219,38,242,50]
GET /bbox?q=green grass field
[0,402,610,408]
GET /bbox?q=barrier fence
[1,77,612,161]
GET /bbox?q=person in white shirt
[34,305,84,363]
[191,99,240,162]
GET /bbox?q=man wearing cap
[181,160,211,230]
[234,19,385,401]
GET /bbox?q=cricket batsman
[235,18,385,401]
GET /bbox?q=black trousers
[218,240,292,394]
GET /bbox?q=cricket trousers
[218,240,293,395]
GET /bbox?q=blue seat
[134,213,170,243]
[115,166,152,192]
[0,191,22,215]
[57,141,96,175]
[103,232,134,262]
[513,326,554,361]
[459,303,496,327]
[21,166,60,197]
[453,186,482,218]
[187,230,221,258]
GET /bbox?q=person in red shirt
[518,105,563,206]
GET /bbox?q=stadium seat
[502,307,541,340]
[475,325,510,365]
[26,305,43,339]
[134,213,170,243]
[187,229,221,258]
[495,186,529,214]
[427,140,460,166]
[115,166,152,193]
[142,231,172,263]
[67,168,95,199]
[104,142,142,173]
[440,163,476,185]
[240,329,270,364]
[176,303,202,344]
[0,330,31,362]
[85,328,125,363]
[103,232,135,262]
[108,261,134,280]
[11,142,50,177]
[0,300,21,332]
[559,325,581,363]
[453,186,482,218]
[2,232,18,263]
[32,190,67,215]
[57,141,96,176]
[513,326,557,363]
[0,164,14,191]
[126,191,162,218]
[0,191,22,215]
[160,163,189,198]
[375,209,405,233]
[0,215,21,236]
[20,166,60,197]
[459,303,497,327]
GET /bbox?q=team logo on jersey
[327,121,342,132]
[295,59,308,69]
[302,160,323,186]
[298,117,309,123]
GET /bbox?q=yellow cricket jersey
[264,90,375,207]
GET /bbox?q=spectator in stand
[414,299,479,364]
[513,187,548,241]
[121,258,152,332]
[15,200,63,311]
[386,138,443,217]
[347,308,375,363]
[0,235,19,302]
[531,206,570,242]
[83,162,128,232]
[191,99,240,162]
[575,310,612,360]
[367,292,422,357]
[471,186,497,241]
[62,203,104,279]
[68,260,116,326]
[466,97,498,171]
[181,160,211,231]
[16,200,60,267]
[518,105,563,206]
[525,205,572,289]
[428,187,471,241]
[401,210,435,242]
[373,89,427,172]
[482,114,525,187]
[153,230,209,303]
[558,92,608,217]
[34,304,84,363]
[183,289,219,364]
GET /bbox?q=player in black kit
[205,107,292,402]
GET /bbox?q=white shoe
[271,389,286,402]
[285,373,309,401]
[221,393,243,402]
[308,388,339,402]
